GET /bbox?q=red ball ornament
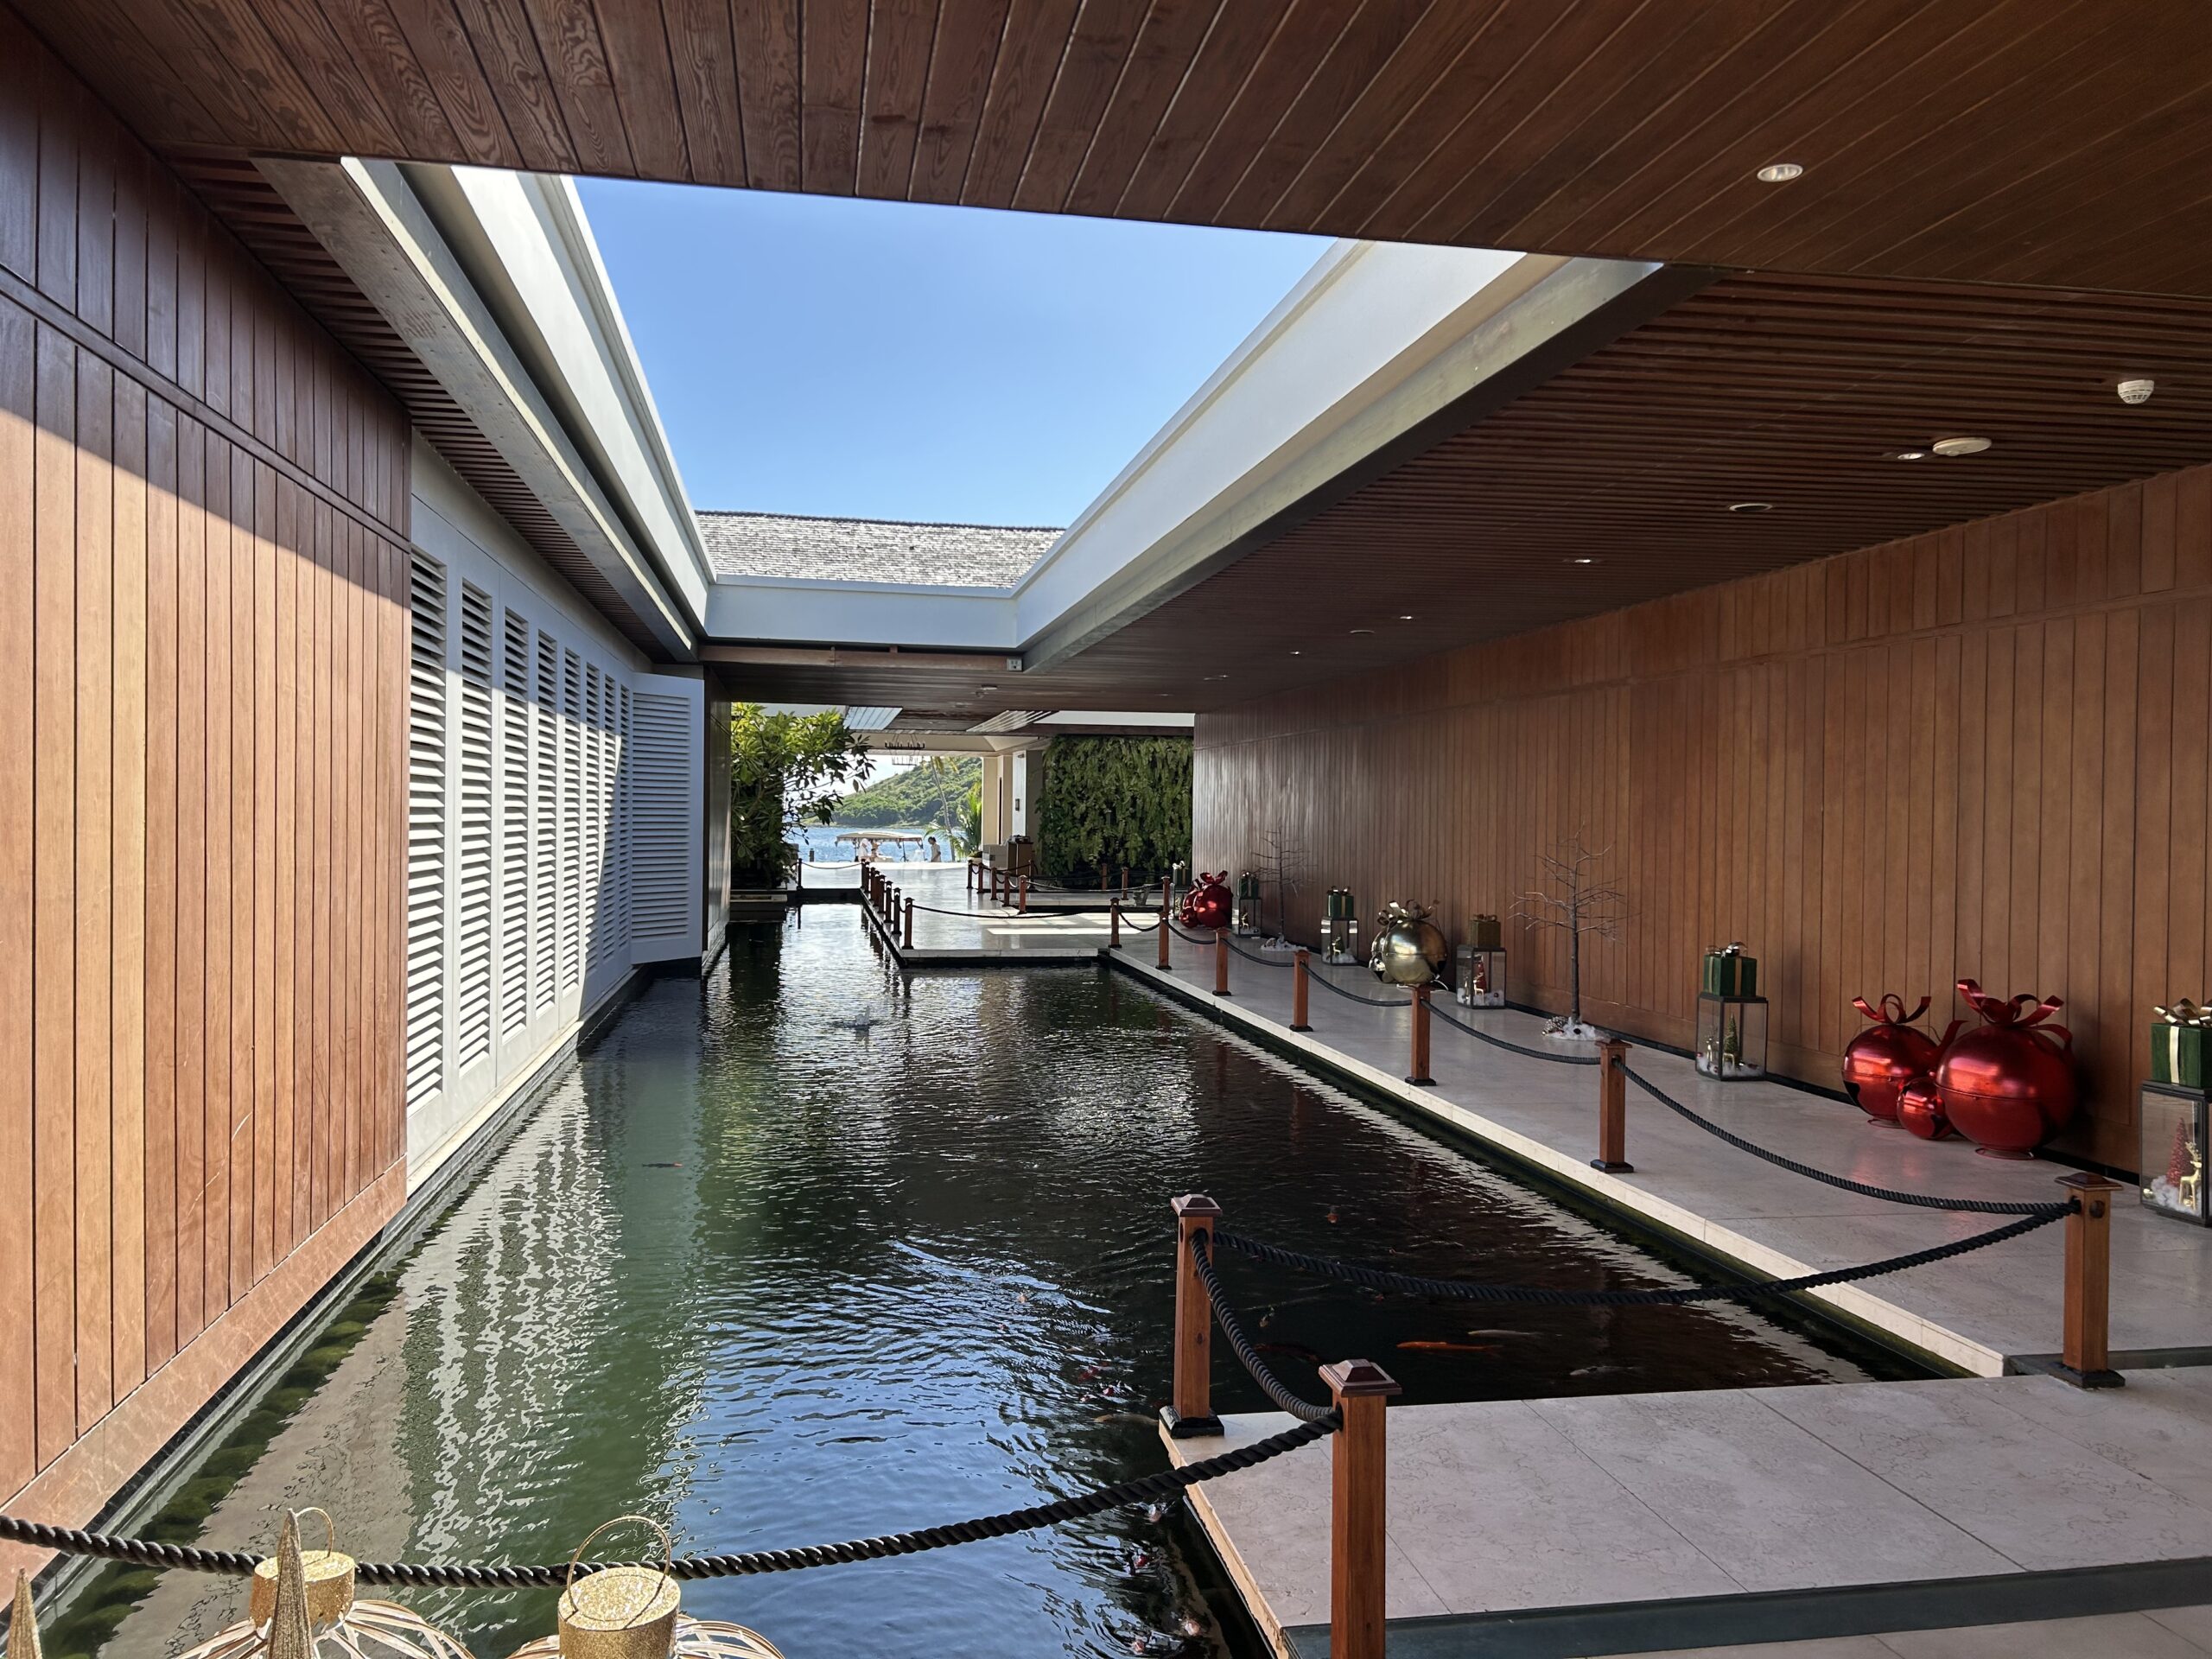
[1897,1076,1956,1140]
[1179,871,1234,931]
[1842,995,1943,1122]
[1936,979,2077,1159]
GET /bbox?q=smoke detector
[1930,435,1992,456]
[1755,162,1804,183]
[2118,378,2156,405]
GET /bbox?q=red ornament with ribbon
[1178,871,1234,931]
[1841,995,1949,1123]
[1936,979,2078,1158]
[1896,1075,1958,1141]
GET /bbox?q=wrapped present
[1701,942,1758,998]
[1468,913,1502,950]
[2152,1000,2210,1088]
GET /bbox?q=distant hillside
[836,756,979,829]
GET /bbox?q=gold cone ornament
[176,1511,472,1659]
[11,1569,44,1659]
[503,1517,781,1659]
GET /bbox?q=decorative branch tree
[1510,836,1629,1039]
[1249,823,1310,942]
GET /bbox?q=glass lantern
[2141,1081,2209,1224]
[1696,993,1768,1080]
[1236,871,1261,937]
[1454,945,1506,1007]
[1320,887,1358,964]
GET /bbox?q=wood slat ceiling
[18,0,2212,297]
[169,155,671,652]
[709,270,2212,714]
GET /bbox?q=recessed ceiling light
[1203,673,1229,681]
[1349,627,1374,636]
[1896,449,1929,461]
[1930,435,1991,456]
[1397,613,1415,621]
[1566,556,1600,565]
[1290,649,1303,656]
[1726,501,1774,514]
[1756,162,1804,183]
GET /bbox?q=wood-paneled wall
[0,12,410,1535]
[1196,465,2212,1171]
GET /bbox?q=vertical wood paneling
[1198,460,2212,1170]
[1,32,410,1523]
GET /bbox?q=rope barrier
[1188,1232,1340,1426]
[1303,969,1408,1009]
[1618,1062,2075,1217]
[1428,1000,1602,1065]
[1212,1205,2069,1308]
[0,1418,1333,1584]
[1222,937,1295,968]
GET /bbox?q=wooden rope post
[1592,1039,1633,1173]
[1122,866,1130,895]
[1214,929,1230,996]
[2056,1172,2123,1388]
[1292,949,1312,1031]
[1158,908,1173,970]
[1405,985,1434,1085]
[1019,874,1029,913]
[1109,899,1121,948]
[1165,1195,1224,1438]
[902,896,914,950]
[1320,1358,1401,1659]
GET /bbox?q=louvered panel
[499,609,531,1039]
[560,649,582,993]
[533,632,559,1014]
[584,664,607,980]
[617,684,632,953]
[631,685,698,956]
[404,550,448,1113]
[453,583,494,1071]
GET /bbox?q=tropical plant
[728,704,869,885]
[1032,735,1192,887]
[836,753,981,830]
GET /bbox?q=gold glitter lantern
[504,1517,782,1659]
[177,1511,473,1659]
[12,1568,47,1659]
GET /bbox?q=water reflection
[82,910,1890,1659]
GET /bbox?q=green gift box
[1469,913,1502,950]
[1702,946,1758,998]
[2152,1001,2209,1087]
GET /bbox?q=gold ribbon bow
[2156,1000,2211,1027]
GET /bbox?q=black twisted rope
[1187,1232,1340,1425]
[0,1418,1332,1585]
[1618,1062,2074,1217]
[1428,1000,1601,1065]
[1222,938,1295,968]
[1166,921,1216,944]
[1212,1205,2069,1307]
[1303,969,1408,1009]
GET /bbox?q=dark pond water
[69,907,1896,1659]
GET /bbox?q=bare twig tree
[1510,836,1629,1033]
[1249,823,1310,940]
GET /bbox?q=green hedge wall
[1032,735,1192,887]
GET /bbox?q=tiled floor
[1164,1370,2212,1644]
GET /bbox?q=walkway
[1164,1368,2212,1658]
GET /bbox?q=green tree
[729,703,869,885]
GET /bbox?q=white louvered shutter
[499,607,531,1044]
[405,550,448,1115]
[561,648,582,994]
[454,583,495,1073]
[629,675,703,963]
[616,684,632,954]
[584,663,606,982]
[533,632,558,1014]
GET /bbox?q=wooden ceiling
[16,0,2212,298]
[709,270,2212,714]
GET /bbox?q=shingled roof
[697,510,1062,589]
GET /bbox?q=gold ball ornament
[502,1518,782,1659]
[176,1511,473,1659]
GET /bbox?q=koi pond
[63,907,1900,1659]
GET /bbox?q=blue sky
[577,180,1327,527]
